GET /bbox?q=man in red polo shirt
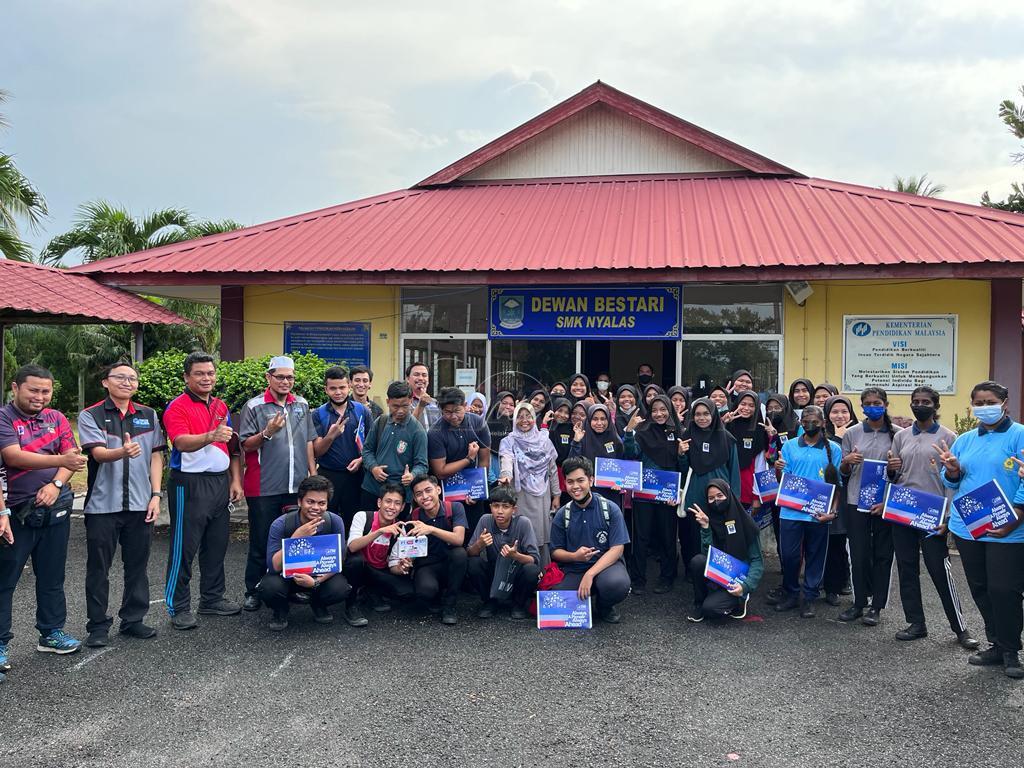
[162,352,244,630]
[0,365,88,669]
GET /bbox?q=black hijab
[704,478,759,562]
[487,391,515,448]
[549,381,568,399]
[568,373,593,405]
[684,397,735,475]
[787,378,815,411]
[824,395,859,439]
[814,383,838,405]
[667,385,690,424]
[765,393,799,437]
[729,369,754,406]
[709,385,731,415]
[614,384,641,434]
[640,383,665,415]
[579,403,623,461]
[727,391,769,470]
[547,397,575,464]
[635,394,683,469]
[528,387,551,416]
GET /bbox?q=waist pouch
[13,486,74,528]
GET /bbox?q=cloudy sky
[4,1,1023,255]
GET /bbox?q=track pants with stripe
[892,525,966,634]
[165,470,230,616]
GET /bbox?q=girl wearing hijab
[567,373,594,405]
[837,387,899,627]
[570,401,588,430]
[708,385,731,416]
[486,392,516,483]
[466,392,487,416]
[641,383,665,415]
[763,393,800,576]
[527,388,550,418]
[727,391,770,514]
[813,383,839,409]
[728,369,755,408]
[822,395,858,605]
[614,385,641,435]
[499,402,561,566]
[678,398,742,575]
[686,479,764,621]
[569,403,625,506]
[549,381,568,398]
[667,386,690,424]
[623,394,686,593]
[788,378,815,419]
[547,397,576,505]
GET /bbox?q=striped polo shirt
[0,404,77,505]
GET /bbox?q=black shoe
[344,604,368,628]
[895,623,927,641]
[765,586,785,606]
[839,583,853,596]
[838,606,864,622]
[968,645,1003,666]
[242,595,261,612]
[119,622,157,640]
[170,612,198,631]
[730,595,750,620]
[800,601,816,619]
[631,583,646,597]
[267,611,288,631]
[476,601,497,619]
[601,605,622,624]
[510,606,528,620]
[1004,652,1024,680]
[441,608,458,626]
[369,594,392,614]
[775,594,799,612]
[426,601,442,616]
[824,592,841,607]
[310,603,334,624]
[197,599,241,616]
[955,631,980,651]
[85,630,109,648]
[687,606,704,623]
[653,581,673,594]
[862,608,881,627]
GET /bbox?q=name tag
[605,442,615,453]
[743,438,753,450]
[702,442,710,453]
[561,434,570,445]
[726,520,736,535]
[779,434,789,443]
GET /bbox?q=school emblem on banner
[498,295,525,330]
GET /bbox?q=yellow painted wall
[783,279,990,417]
[244,285,400,405]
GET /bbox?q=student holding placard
[622,394,687,594]
[838,388,900,626]
[887,387,978,649]
[568,404,626,508]
[346,484,415,613]
[774,405,841,618]
[428,387,491,534]
[821,395,857,606]
[404,475,468,625]
[727,392,770,518]
[938,381,1024,679]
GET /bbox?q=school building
[74,82,1024,416]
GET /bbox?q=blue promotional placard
[595,457,643,490]
[634,467,682,503]
[281,534,343,578]
[442,467,489,502]
[284,321,371,367]
[704,545,750,589]
[881,484,947,532]
[952,479,1019,540]
[777,472,836,521]
[752,505,773,530]
[489,287,681,340]
[753,469,779,503]
[857,459,888,513]
[536,590,593,629]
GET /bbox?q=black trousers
[0,515,70,643]
[467,556,542,606]
[844,504,894,610]
[345,552,415,601]
[318,466,363,533]
[552,561,631,611]
[84,511,152,633]
[165,471,231,616]
[823,533,851,595]
[955,537,1024,652]
[689,554,741,616]
[258,571,351,616]
[244,494,297,596]
[677,513,701,581]
[892,525,966,633]
[631,499,678,585]
[412,548,469,608]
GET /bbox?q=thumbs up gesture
[886,449,902,473]
[400,464,414,486]
[122,432,143,459]
[60,447,88,472]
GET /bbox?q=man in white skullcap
[237,355,317,611]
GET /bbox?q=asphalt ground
[1,520,1022,768]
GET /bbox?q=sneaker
[956,631,980,651]
[510,606,528,620]
[119,622,157,640]
[631,583,646,597]
[774,594,799,612]
[601,605,622,624]
[37,630,82,655]
[344,604,369,628]
[838,606,864,622]
[0,641,11,671]
[765,586,785,606]
[267,611,288,631]
[653,581,673,595]
[839,583,853,596]
[861,608,881,627]
[242,594,261,612]
[441,608,458,626]
[968,645,1003,667]
[895,624,928,641]
[171,612,198,631]
[198,599,242,616]
[824,592,841,607]
[476,601,498,619]
[730,594,750,620]
[800,601,816,619]
[85,630,109,648]
[687,606,704,623]
[310,603,334,624]
[426,601,442,616]
[1004,652,1024,680]
[368,593,392,614]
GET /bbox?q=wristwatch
[152,491,165,499]
[261,431,273,441]
[51,479,65,489]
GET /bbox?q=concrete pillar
[989,278,1024,419]
[220,285,245,361]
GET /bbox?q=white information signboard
[842,315,957,394]
[455,368,478,398]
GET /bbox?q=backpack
[411,499,454,524]
[560,495,611,529]
[281,507,341,538]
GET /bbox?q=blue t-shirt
[549,493,630,573]
[266,511,346,573]
[779,436,842,523]
[942,419,1024,544]
[312,400,369,471]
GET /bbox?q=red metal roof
[0,259,188,324]
[73,175,1024,284]
[417,81,800,185]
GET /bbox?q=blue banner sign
[489,287,681,339]
[284,321,371,367]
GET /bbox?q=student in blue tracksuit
[774,405,842,618]
[938,380,1024,680]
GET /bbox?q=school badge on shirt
[702,442,710,453]
[726,520,737,535]
[604,442,615,453]
[743,438,753,450]
[397,440,408,455]
[560,434,570,445]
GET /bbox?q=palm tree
[889,174,946,198]
[0,91,47,261]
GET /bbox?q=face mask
[769,412,785,428]
[620,404,635,414]
[972,405,1005,426]
[638,374,653,386]
[910,405,935,422]
[597,381,610,392]
[708,498,730,516]
[862,405,887,422]
[803,424,822,437]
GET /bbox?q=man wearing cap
[238,355,316,612]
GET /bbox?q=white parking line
[271,652,295,678]
[149,599,165,604]
[72,647,113,671]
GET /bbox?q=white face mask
[596,381,610,392]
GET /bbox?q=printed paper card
[442,467,489,502]
[396,535,429,559]
[754,469,779,503]
[881,483,947,532]
[536,590,593,629]
[952,479,1019,540]
[281,534,343,577]
[857,459,888,513]
[704,545,750,589]
[777,472,836,521]
[634,467,682,503]
[595,457,643,490]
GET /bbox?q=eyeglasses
[107,374,139,384]
[270,375,295,382]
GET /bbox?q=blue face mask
[862,405,886,422]
[972,404,1005,426]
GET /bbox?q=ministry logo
[851,322,871,337]
[498,295,525,329]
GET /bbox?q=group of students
[0,356,1022,684]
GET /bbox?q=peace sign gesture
[762,416,776,438]
[933,439,960,475]
[625,410,645,433]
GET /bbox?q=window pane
[683,285,783,334]
[401,287,488,334]
[490,340,576,399]
[402,339,487,391]
[681,340,780,396]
